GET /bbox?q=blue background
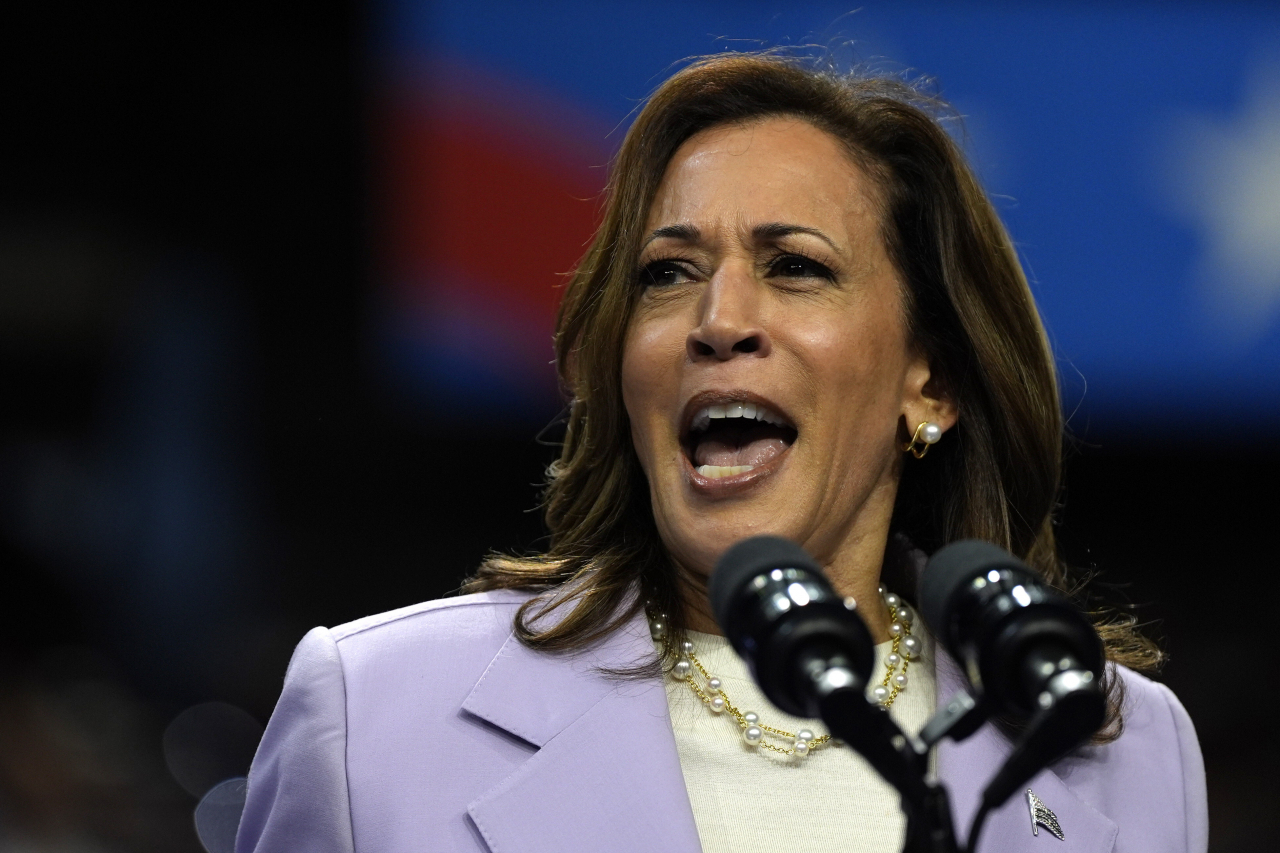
[378,1,1280,435]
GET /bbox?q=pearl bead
[793,737,810,757]
[672,658,692,680]
[797,728,814,743]
[886,653,902,668]
[680,639,694,654]
[872,684,891,704]
[710,695,726,714]
[896,606,913,624]
[649,619,667,640]
[922,422,942,444]
[743,725,763,746]
[893,673,908,689]
[889,622,903,637]
[743,711,759,725]
[884,592,900,608]
[707,676,722,694]
[902,636,922,659]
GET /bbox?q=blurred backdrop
[2,1,1277,850]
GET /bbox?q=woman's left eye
[767,254,835,281]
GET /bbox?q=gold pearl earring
[902,421,942,459]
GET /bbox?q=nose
[686,265,772,361]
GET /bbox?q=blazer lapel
[934,653,1117,853]
[462,610,701,853]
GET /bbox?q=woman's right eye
[638,260,694,288]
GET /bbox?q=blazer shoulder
[328,588,534,650]
[1115,665,1209,851]
[1110,664,1199,747]
[312,588,540,720]
[1053,665,1208,853]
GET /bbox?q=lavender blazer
[236,589,1207,853]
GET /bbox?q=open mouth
[681,398,798,480]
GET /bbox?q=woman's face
[621,117,948,591]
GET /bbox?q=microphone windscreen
[709,536,821,633]
[918,539,1028,637]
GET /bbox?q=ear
[900,354,958,438]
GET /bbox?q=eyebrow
[641,222,840,252]
[642,224,701,247]
[752,222,840,252]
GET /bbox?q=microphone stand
[901,785,960,853]
[803,653,960,853]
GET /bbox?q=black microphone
[710,536,934,807]
[709,535,874,718]
[919,540,1105,816]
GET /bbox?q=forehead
[645,117,882,238]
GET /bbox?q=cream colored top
[662,623,936,853]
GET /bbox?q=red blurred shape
[382,63,612,356]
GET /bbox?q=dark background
[0,3,1272,850]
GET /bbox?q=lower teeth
[696,464,755,479]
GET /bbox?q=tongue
[694,435,789,468]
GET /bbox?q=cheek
[806,321,887,375]
[804,311,911,410]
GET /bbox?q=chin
[660,510,797,579]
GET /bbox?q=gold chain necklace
[650,587,921,760]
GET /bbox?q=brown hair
[465,51,1160,739]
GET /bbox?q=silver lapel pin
[1027,789,1065,840]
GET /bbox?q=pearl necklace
[649,586,921,760]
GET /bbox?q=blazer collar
[935,652,1118,853]
[462,607,701,853]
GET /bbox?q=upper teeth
[689,402,788,434]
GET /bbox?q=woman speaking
[236,53,1206,852]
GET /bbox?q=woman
[236,53,1206,853]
